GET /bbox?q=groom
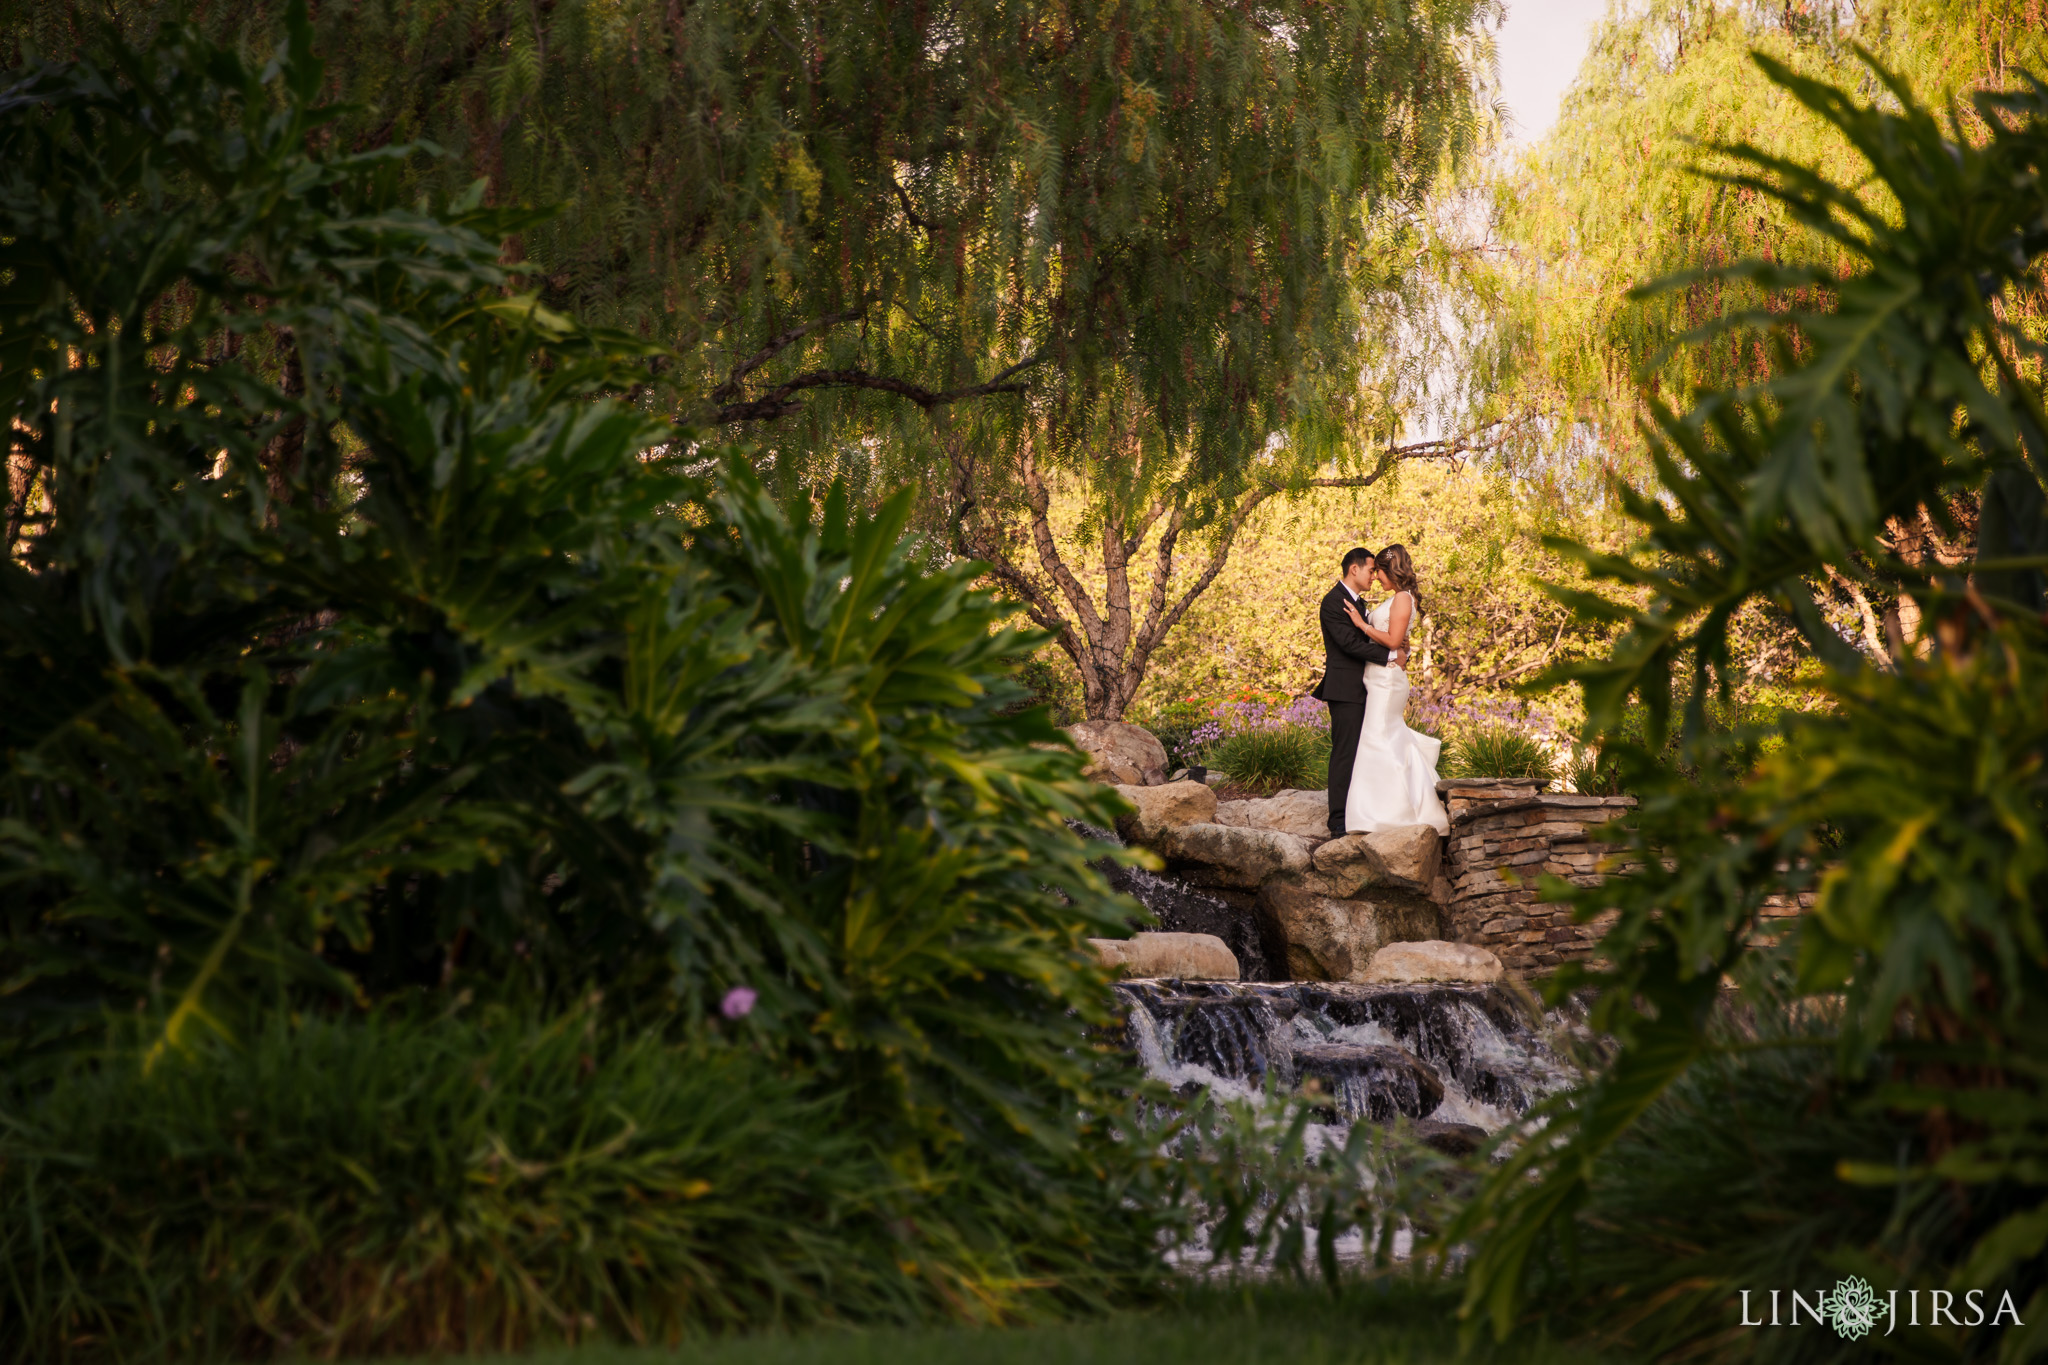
[1312,547,1397,839]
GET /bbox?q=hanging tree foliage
[7,0,1502,720]
[1467,0,2048,663]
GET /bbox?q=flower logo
[1824,1276,1881,1341]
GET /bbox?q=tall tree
[1462,0,2048,665]
[8,0,1501,720]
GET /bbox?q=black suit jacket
[1310,583,1391,704]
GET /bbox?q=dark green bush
[1136,698,1217,769]
[1203,726,1331,793]
[1526,977,2011,1364]
[0,1011,916,1358]
[1010,652,1084,726]
[1561,744,1625,796]
[1444,724,1554,784]
[1449,56,2048,1358]
[0,13,1168,1353]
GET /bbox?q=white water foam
[1125,998,1267,1106]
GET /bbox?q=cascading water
[1114,980,1575,1138]
[1080,818,1579,1138]
[1081,814,1583,1276]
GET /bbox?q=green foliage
[1444,54,2048,1360]
[1481,0,2048,486]
[1117,467,1667,731]
[1561,696,1799,795]
[1444,725,1553,784]
[1201,726,1332,795]
[19,0,1497,510]
[0,15,1172,1346]
[1010,654,1084,727]
[1539,986,1968,1364]
[0,1010,913,1359]
[399,1280,1605,1365]
[7,0,1500,728]
[1131,698,1215,769]
[1561,744,1625,797]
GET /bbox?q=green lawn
[484,1282,1592,1365]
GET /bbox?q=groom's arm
[1322,595,1391,665]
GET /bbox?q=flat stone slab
[1156,821,1312,888]
[1214,788,1331,840]
[1362,939,1505,985]
[1113,779,1218,843]
[1089,931,1240,980]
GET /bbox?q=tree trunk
[950,432,1492,721]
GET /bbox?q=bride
[1338,545,1450,836]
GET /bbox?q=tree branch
[712,307,865,401]
[1018,436,1111,654]
[887,174,933,235]
[1825,564,1888,661]
[713,354,1046,424]
[948,447,1089,671]
[1451,618,1571,689]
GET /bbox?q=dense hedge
[0,12,1177,1356]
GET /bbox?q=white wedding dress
[1343,592,1450,836]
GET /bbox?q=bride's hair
[1375,544,1422,616]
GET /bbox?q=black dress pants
[1324,698,1365,837]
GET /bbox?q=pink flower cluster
[1210,695,1331,735]
[1171,694,1331,764]
[1409,691,1558,740]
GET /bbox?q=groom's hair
[1340,547,1376,575]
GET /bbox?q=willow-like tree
[8,0,1499,720]
[1470,0,2048,661]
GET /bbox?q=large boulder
[1362,939,1505,985]
[1113,780,1218,844]
[1253,882,1442,982]
[1155,822,1312,889]
[1310,825,1442,897]
[1306,834,1379,899]
[1214,788,1332,840]
[1407,1118,1490,1156]
[1088,931,1240,980]
[1066,721,1170,786]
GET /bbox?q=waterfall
[1078,818,1578,1138]
[1113,979,1575,1136]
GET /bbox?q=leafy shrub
[1562,743,1626,796]
[1445,724,1554,784]
[1137,697,1219,768]
[1566,698,1798,795]
[1203,725,1332,792]
[1010,651,1084,725]
[1449,57,2048,1356]
[0,15,1168,1349]
[1181,695,1333,791]
[0,1010,915,1359]
[1527,984,1975,1363]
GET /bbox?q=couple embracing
[1311,545,1450,840]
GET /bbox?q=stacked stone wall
[1441,779,1636,974]
[1095,732,1820,981]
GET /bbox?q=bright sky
[1494,0,1613,146]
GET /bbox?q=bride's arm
[1342,599,1395,645]
[1341,597,1410,649]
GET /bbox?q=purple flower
[720,986,758,1020]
